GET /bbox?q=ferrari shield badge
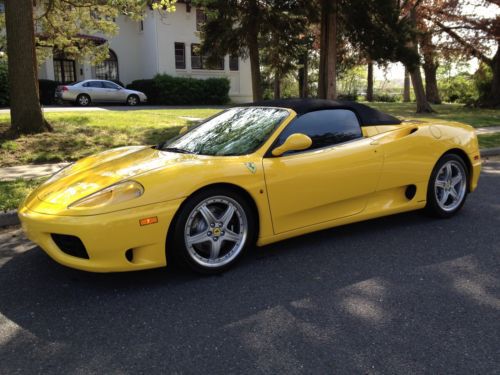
[245,162,257,174]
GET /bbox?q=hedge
[0,66,60,107]
[127,74,230,105]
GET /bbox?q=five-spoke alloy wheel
[170,188,255,274]
[426,154,469,218]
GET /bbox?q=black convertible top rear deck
[243,98,402,126]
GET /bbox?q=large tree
[4,0,175,135]
[318,0,338,99]
[343,0,433,112]
[5,0,51,134]
[423,0,500,107]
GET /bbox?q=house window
[95,49,119,80]
[196,8,207,31]
[229,55,239,71]
[175,43,186,69]
[53,54,76,83]
[191,44,202,69]
[191,44,224,70]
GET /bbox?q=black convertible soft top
[243,98,402,126]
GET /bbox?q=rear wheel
[169,188,255,274]
[76,94,91,107]
[126,95,139,106]
[426,154,468,218]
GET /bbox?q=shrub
[111,79,125,88]
[373,93,401,102]
[0,62,9,107]
[39,79,59,105]
[127,74,230,105]
[0,65,59,107]
[473,64,493,104]
[337,92,358,101]
[127,79,159,103]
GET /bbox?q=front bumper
[18,199,183,272]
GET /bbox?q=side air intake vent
[405,185,417,200]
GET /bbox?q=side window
[273,109,362,155]
[88,81,103,88]
[103,81,119,89]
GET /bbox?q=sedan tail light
[57,85,69,92]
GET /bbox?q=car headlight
[68,180,144,209]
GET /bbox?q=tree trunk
[407,8,433,113]
[247,0,262,102]
[409,66,434,113]
[403,67,411,102]
[298,52,309,98]
[366,60,374,102]
[486,45,500,107]
[273,74,281,99]
[318,0,337,100]
[422,37,441,104]
[5,0,52,134]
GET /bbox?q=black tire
[126,94,139,106]
[76,94,91,107]
[168,187,256,274]
[425,153,469,218]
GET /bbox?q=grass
[0,103,499,167]
[368,102,500,128]
[478,133,500,149]
[0,108,222,167]
[0,178,44,212]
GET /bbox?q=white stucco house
[37,2,254,103]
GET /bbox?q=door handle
[370,139,380,146]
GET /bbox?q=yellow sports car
[19,99,481,274]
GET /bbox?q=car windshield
[162,107,290,156]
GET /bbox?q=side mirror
[272,133,312,157]
[179,126,189,135]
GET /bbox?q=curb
[1,147,500,229]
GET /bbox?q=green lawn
[478,133,500,149]
[0,178,44,212]
[0,108,222,167]
[0,103,499,167]
[368,102,500,128]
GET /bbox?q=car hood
[33,146,197,208]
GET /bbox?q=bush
[0,65,60,107]
[473,64,493,104]
[337,92,358,101]
[373,93,401,102]
[438,72,478,104]
[38,79,59,105]
[111,79,125,88]
[127,74,230,105]
[0,62,9,107]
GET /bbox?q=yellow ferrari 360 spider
[19,99,481,274]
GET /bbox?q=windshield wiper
[162,147,194,154]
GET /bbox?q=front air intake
[51,234,89,259]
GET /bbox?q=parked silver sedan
[55,79,148,106]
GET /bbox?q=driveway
[0,158,499,374]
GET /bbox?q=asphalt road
[1,158,499,374]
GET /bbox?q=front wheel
[169,189,255,274]
[126,95,139,106]
[426,154,469,218]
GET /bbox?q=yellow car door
[263,109,384,234]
